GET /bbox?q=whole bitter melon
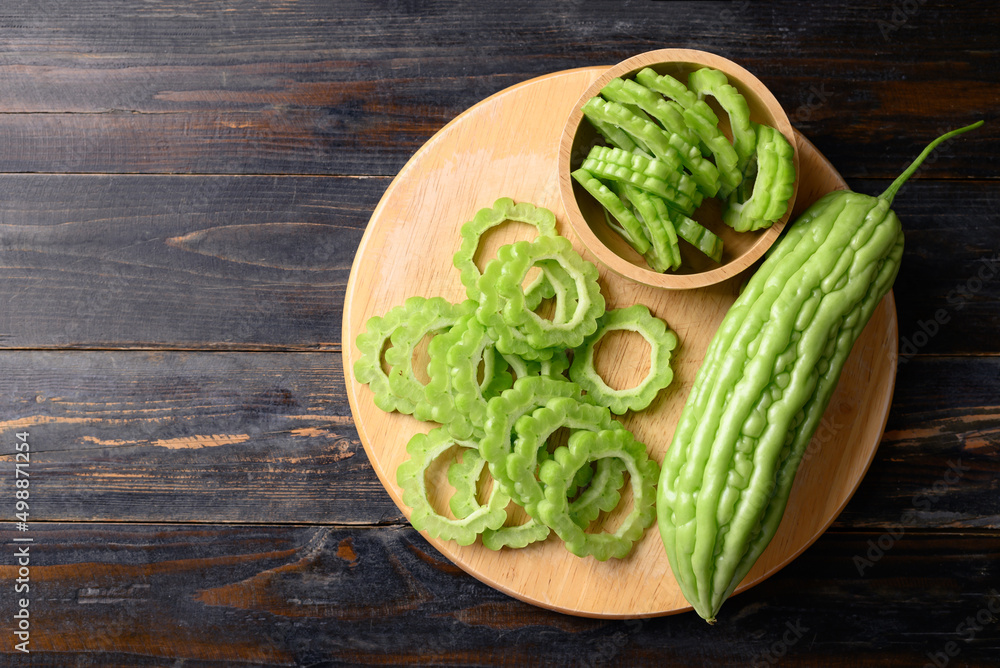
[657,122,983,623]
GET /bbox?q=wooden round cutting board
[341,67,898,618]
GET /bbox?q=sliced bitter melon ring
[479,376,586,497]
[353,296,473,415]
[396,427,510,546]
[569,304,679,414]
[536,428,659,561]
[453,197,558,303]
[475,234,605,355]
[417,313,512,439]
[504,396,622,518]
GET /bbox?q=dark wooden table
[0,2,997,665]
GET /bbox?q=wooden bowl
[558,49,800,290]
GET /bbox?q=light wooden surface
[342,66,897,618]
[558,49,800,290]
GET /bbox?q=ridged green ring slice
[537,428,659,561]
[446,441,552,551]
[353,296,472,415]
[571,168,651,254]
[687,67,757,175]
[505,395,622,518]
[417,313,512,439]
[383,297,476,412]
[454,197,558,303]
[569,304,679,414]
[480,377,585,497]
[481,520,551,551]
[476,235,605,354]
[396,427,509,546]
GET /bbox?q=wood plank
[0,350,403,525]
[0,174,379,351]
[834,355,1000,530]
[0,522,998,666]
[0,350,995,529]
[0,174,997,353]
[883,180,1000,359]
[0,1,994,177]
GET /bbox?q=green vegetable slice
[531,259,581,327]
[602,77,699,143]
[571,168,651,254]
[682,108,742,197]
[567,458,627,529]
[633,68,704,116]
[479,376,585,497]
[601,77,720,196]
[505,396,622,517]
[619,184,682,271]
[447,447,493,520]
[418,313,512,439]
[580,155,701,215]
[569,304,679,414]
[482,517,551,550]
[476,235,605,354]
[588,145,677,181]
[483,260,577,362]
[446,411,553,551]
[354,301,413,414]
[588,116,643,152]
[454,197,558,303]
[353,296,474,415]
[479,438,589,552]
[722,124,796,232]
[581,97,690,175]
[502,345,570,382]
[687,67,757,175]
[383,298,477,411]
[396,427,509,546]
[673,211,724,263]
[448,450,555,553]
[536,428,659,561]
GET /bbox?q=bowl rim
[558,48,799,290]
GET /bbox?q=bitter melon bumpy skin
[657,121,983,623]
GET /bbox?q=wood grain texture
[0,523,998,666]
[0,350,400,525]
[0,1,994,177]
[0,174,378,350]
[0,177,994,353]
[0,351,994,530]
[834,355,1000,530]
